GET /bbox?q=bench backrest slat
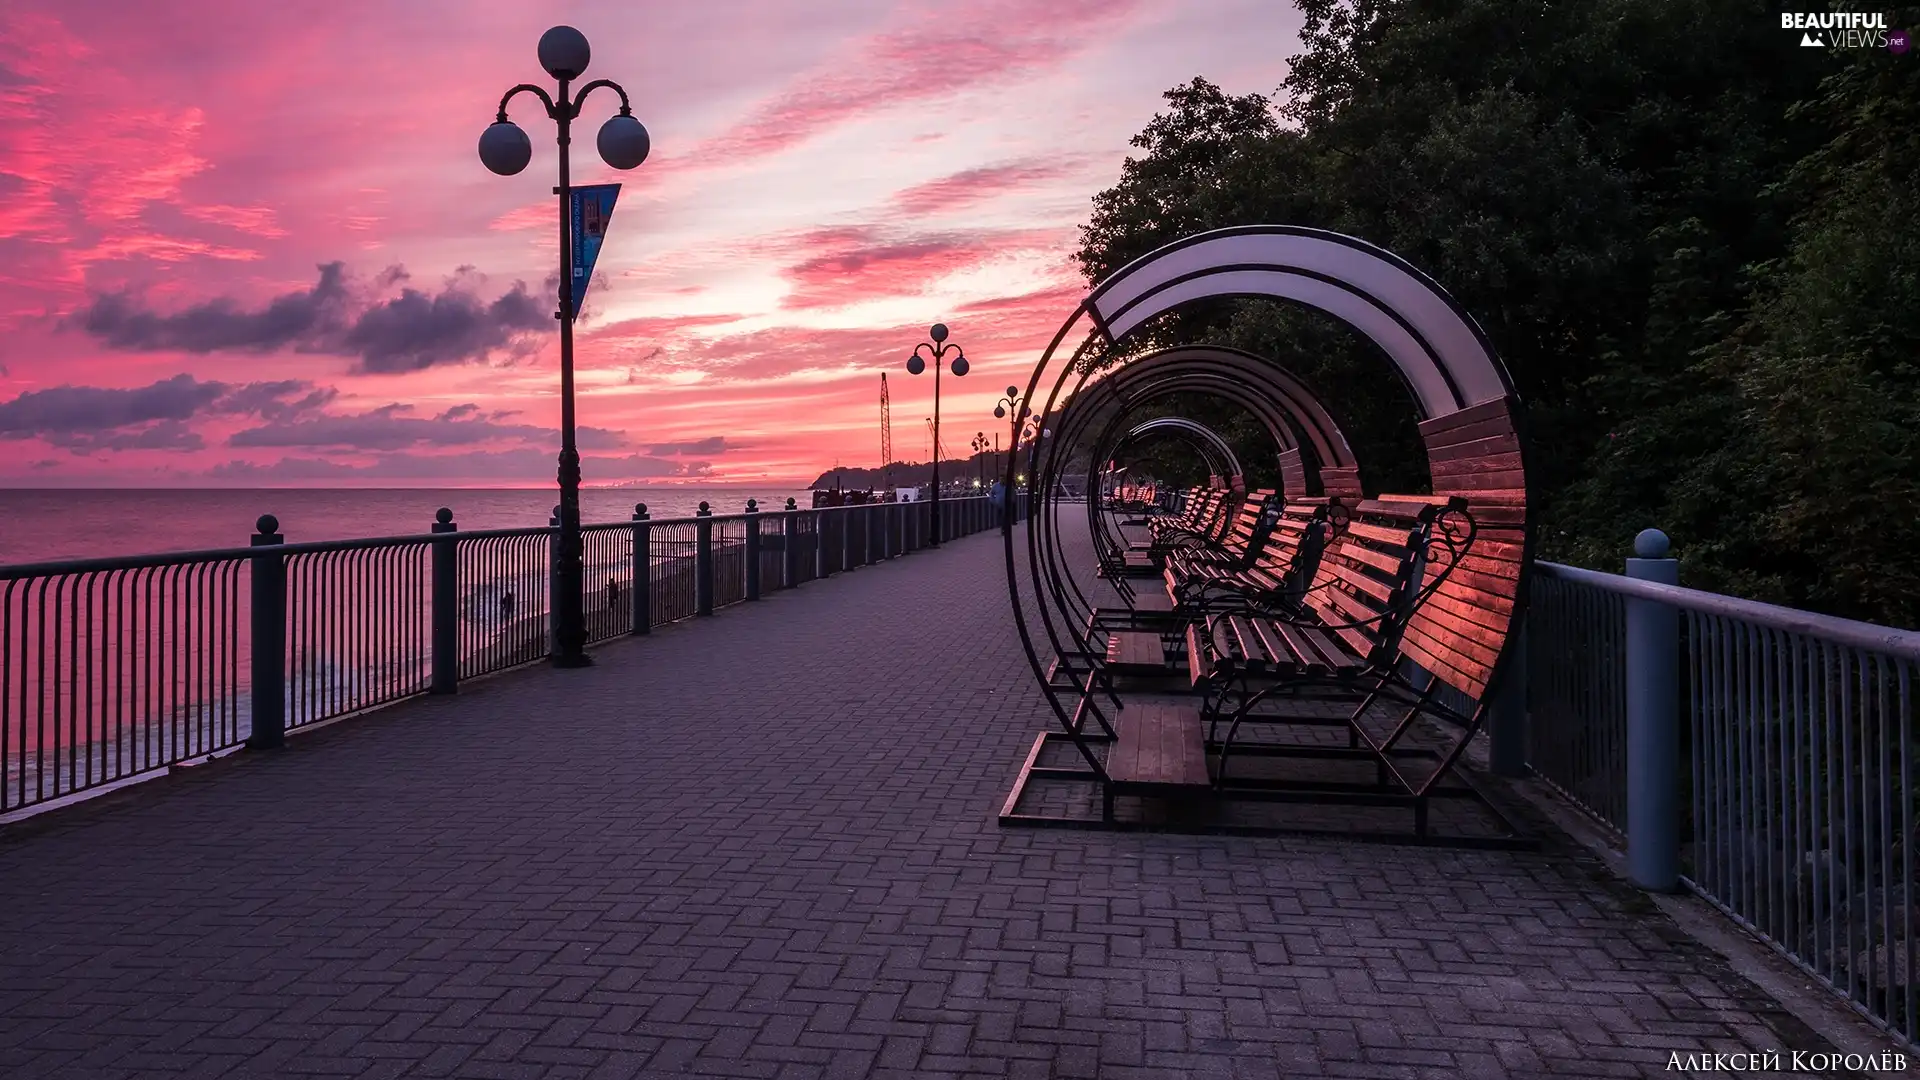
[1217,489,1278,560]
[1386,395,1529,704]
[1301,501,1440,663]
[1248,499,1330,595]
[1277,447,1309,498]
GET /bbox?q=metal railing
[1,495,1006,819]
[1526,541,1920,1045]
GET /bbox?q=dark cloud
[0,373,224,434]
[575,426,630,451]
[76,262,351,354]
[227,403,628,452]
[69,262,551,374]
[86,419,206,452]
[215,380,340,421]
[647,436,728,456]
[342,281,547,374]
[0,374,334,454]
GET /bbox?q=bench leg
[1102,784,1116,824]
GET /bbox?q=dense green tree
[1072,0,1917,626]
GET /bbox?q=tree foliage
[1073,0,1919,627]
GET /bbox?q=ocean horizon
[0,486,816,566]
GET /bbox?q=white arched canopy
[1122,417,1242,480]
[1085,226,1515,418]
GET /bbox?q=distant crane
[879,373,893,490]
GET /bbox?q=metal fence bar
[713,515,747,610]
[1,498,998,820]
[1531,548,1920,1045]
[631,505,651,635]
[581,523,631,645]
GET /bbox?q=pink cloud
[182,204,290,238]
[781,229,979,309]
[489,203,553,233]
[686,0,1147,165]
[765,224,1074,310]
[890,159,1092,215]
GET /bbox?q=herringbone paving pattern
[0,526,1849,1078]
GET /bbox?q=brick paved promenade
[0,524,1871,1079]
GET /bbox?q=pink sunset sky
[0,0,1304,487]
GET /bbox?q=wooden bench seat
[1106,704,1209,788]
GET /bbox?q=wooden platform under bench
[1104,704,1209,790]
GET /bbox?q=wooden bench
[1088,497,1334,670]
[1161,489,1277,581]
[1183,498,1447,690]
[1101,486,1214,579]
[1141,487,1230,551]
[1194,397,1530,837]
[1164,499,1329,612]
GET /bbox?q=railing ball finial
[435,507,453,525]
[785,497,797,510]
[634,502,647,516]
[256,514,279,536]
[697,500,711,515]
[745,498,758,512]
[1633,528,1671,559]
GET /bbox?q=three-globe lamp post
[907,324,968,547]
[478,25,650,668]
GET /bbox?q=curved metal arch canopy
[1085,226,1515,418]
[996,225,1528,785]
[1099,344,1359,471]
[1119,417,1241,481]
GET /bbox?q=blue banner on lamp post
[569,183,621,318]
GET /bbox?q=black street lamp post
[479,26,650,668]
[906,323,968,547]
[971,432,989,488]
[994,387,1027,535]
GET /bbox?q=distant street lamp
[971,432,990,487]
[906,323,968,547]
[1017,414,1052,498]
[479,25,650,668]
[994,387,1026,535]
